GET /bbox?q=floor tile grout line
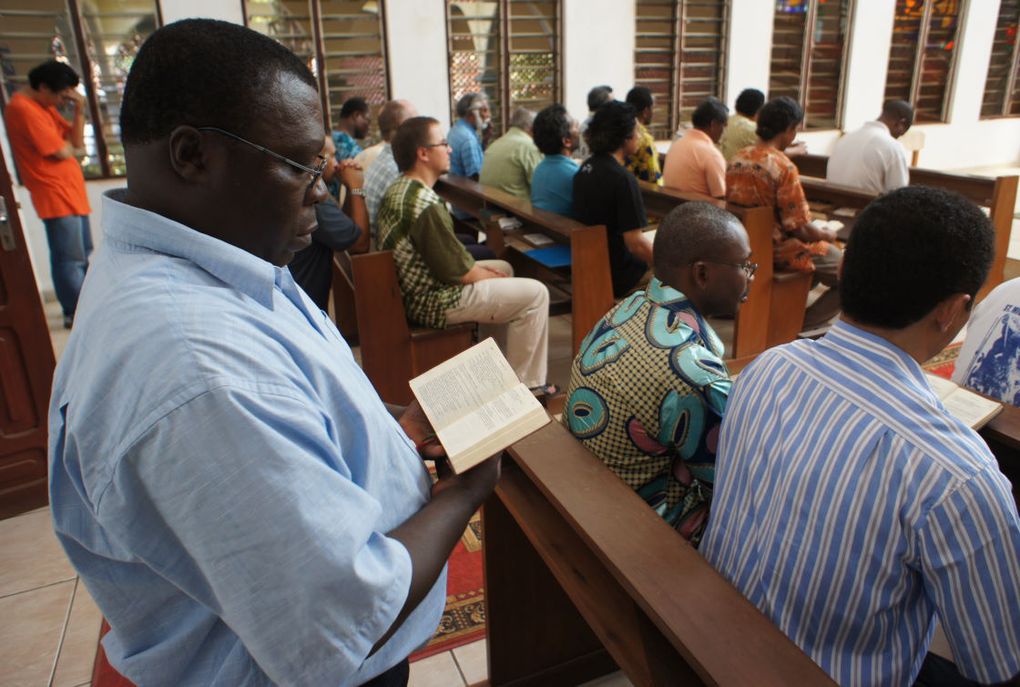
[47,576,79,687]
[450,648,469,686]
[0,575,78,601]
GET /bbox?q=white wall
[841,0,895,131]
[385,0,451,129]
[158,0,242,24]
[723,0,773,108]
[947,0,1000,124]
[562,0,634,124]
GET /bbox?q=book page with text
[439,384,545,462]
[410,338,522,430]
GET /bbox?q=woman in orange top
[725,96,842,330]
[5,60,92,327]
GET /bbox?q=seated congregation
[46,18,1020,687]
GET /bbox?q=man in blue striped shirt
[702,186,1020,687]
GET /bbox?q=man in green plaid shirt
[376,116,551,389]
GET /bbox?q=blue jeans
[43,214,93,318]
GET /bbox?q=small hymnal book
[523,232,554,247]
[410,338,551,473]
[925,373,1003,430]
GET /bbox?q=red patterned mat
[923,342,962,379]
[410,511,486,660]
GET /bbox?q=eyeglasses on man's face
[197,126,328,195]
[421,140,450,149]
[699,259,758,279]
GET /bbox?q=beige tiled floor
[0,508,101,687]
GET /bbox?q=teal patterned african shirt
[562,278,730,543]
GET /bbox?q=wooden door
[0,142,56,519]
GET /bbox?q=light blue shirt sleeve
[95,383,415,686]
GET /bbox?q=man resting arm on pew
[377,116,554,393]
[702,186,1020,687]
[726,96,842,331]
[574,100,654,297]
[562,202,753,543]
[48,21,502,687]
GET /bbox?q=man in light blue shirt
[48,20,499,687]
[702,186,1020,687]
[448,92,488,180]
[530,103,579,217]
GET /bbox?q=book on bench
[925,373,1003,430]
[409,338,551,473]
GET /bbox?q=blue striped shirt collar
[818,318,931,394]
[102,189,278,309]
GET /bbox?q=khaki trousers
[445,260,550,387]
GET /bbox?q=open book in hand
[925,373,1004,430]
[410,338,551,473]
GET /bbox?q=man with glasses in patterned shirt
[562,202,752,543]
[48,19,501,687]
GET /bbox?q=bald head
[378,99,417,141]
[654,202,752,317]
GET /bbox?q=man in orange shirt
[662,98,728,199]
[5,60,92,327]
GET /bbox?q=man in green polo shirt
[479,107,543,200]
[377,116,552,391]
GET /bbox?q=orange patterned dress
[725,143,829,272]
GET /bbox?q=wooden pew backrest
[493,421,836,685]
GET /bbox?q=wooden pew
[638,182,813,357]
[435,175,614,354]
[792,154,1019,301]
[484,420,837,686]
[334,250,475,405]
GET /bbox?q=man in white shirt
[827,100,913,194]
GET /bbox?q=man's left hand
[399,400,445,459]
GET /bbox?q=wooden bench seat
[484,420,837,686]
[333,250,475,405]
[435,175,614,353]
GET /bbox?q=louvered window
[884,0,963,123]
[635,0,729,140]
[768,0,851,130]
[980,0,1020,118]
[446,0,560,137]
[0,0,160,179]
[245,0,389,137]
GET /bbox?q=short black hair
[391,116,439,172]
[28,60,79,92]
[840,186,994,329]
[734,88,765,117]
[755,96,803,140]
[625,86,654,113]
[692,97,729,129]
[653,202,744,278]
[881,99,914,125]
[340,96,369,119]
[533,104,571,155]
[120,19,316,145]
[587,85,613,112]
[586,100,637,156]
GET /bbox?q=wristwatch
[350,187,366,197]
